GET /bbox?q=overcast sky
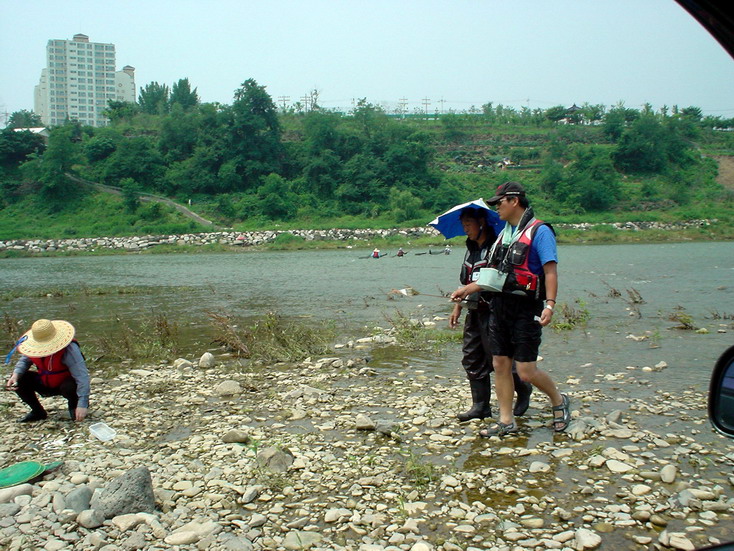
[2,0,733,122]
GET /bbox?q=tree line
[1,77,732,228]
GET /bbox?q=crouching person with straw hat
[5,319,90,423]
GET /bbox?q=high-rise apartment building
[34,33,136,127]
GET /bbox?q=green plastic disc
[0,461,45,489]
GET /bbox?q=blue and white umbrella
[428,198,504,239]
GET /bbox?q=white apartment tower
[34,34,136,127]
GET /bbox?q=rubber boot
[15,390,47,423]
[67,398,78,421]
[457,377,492,421]
[513,372,533,417]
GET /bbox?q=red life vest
[489,219,546,299]
[28,341,77,388]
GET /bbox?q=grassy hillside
[2,99,734,243]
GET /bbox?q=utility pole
[300,95,310,112]
[277,96,290,112]
[398,97,408,119]
[438,97,445,114]
[422,97,431,118]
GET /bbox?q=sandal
[552,393,571,432]
[479,421,518,438]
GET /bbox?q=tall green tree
[566,146,620,211]
[103,100,139,123]
[0,128,46,169]
[34,126,83,210]
[226,78,283,189]
[138,82,170,115]
[169,78,200,111]
[612,115,694,174]
[104,136,165,189]
[545,105,568,123]
[7,110,43,129]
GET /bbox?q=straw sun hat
[17,319,75,358]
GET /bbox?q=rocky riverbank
[1,329,732,551]
[0,219,718,254]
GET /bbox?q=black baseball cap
[486,181,526,205]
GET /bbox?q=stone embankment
[0,228,435,254]
[0,220,717,254]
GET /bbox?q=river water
[1,241,733,415]
[1,241,732,369]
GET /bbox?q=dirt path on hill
[67,174,224,229]
[713,155,734,190]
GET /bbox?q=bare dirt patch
[713,155,734,190]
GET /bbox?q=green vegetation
[551,300,592,331]
[399,448,440,488]
[2,79,733,243]
[92,312,182,363]
[207,310,336,363]
[382,309,462,351]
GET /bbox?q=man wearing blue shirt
[452,182,570,437]
[6,319,90,422]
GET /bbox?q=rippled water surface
[1,241,733,387]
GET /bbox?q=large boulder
[90,467,156,518]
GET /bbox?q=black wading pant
[462,306,493,380]
[14,371,78,413]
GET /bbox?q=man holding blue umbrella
[431,200,532,422]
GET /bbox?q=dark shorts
[488,296,544,362]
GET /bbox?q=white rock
[111,512,144,531]
[282,530,322,549]
[165,531,200,545]
[214,380,242,396]
[529,461,551,473]
[661,465,677,483]
[355,414,376,430]
[199,352,215,368]
[325,507,351,522]
[606,460,634,473]
[249,513,267,527]
[77,509,104,529]
[44,540,67,551]
[0,484,33,503]
[575,528,602,549]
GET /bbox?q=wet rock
[222,429,251,444]
[659,530,695,550]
